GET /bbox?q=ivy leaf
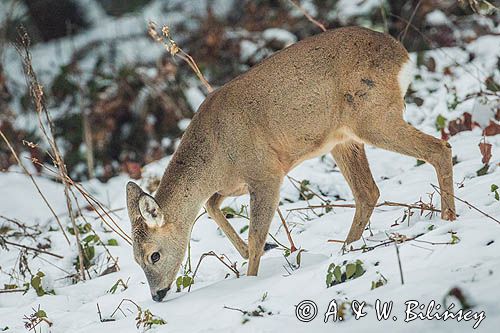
[346,263,356,279]
[354,261,365,278]
[182,276,193,289]
[333,266,342,283]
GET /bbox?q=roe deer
[126,27,456,301]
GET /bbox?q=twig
[394,242,404,285]
[97,303,116,322]
[0,288,28,294]
[286,0,327,32]
[399,0,422,43]
[1,239,63,258]
[188,251,240,292]
[277,208,297,252]
[288,200,442,213]
[267,232,289,250]
[223,306,247,314]
[0,214,40,235]
[110,298,141,318]
[431,184,500,224]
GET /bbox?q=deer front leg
[247,177,282,276]
[206,193,249,259]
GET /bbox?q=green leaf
[333,266,342,283]
[346,263,356,279]
[416,159,426,166]
[354,261,365,278]
[435,115,447,130]
[35,310,47,318]
[175,276,183,292]
[239,225,249,234]
[326,264,335,287]
[477,164,489,176]
[221,206,237,218]
[31,272,46,297]
[295,249,304,267]
[83,235,95,243]
[491,184,499,201]
[182,276,193,288]
[109,284,118,294]
[85,245,95,261]
[107,239,118,246]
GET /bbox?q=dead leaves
[483,121,500,136]
[479,141,492,165]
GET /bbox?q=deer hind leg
[331,142,380,244]
[247,177,282,276]
[352,112,456,221]
[206,193,249,259]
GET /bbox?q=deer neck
[154,128,219,233]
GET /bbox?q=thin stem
[2,239,63,258]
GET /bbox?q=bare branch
[286,0,327,32]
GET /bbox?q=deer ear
[138,194,165,228]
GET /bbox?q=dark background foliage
[0,0,498,181]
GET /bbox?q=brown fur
[126,27,456,300]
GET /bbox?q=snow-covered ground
[1,29,500,333]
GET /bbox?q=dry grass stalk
[16,28,86,280]
[277,208,297,252]
[286,0,327,32]
[399,0,422,43]
[148,21,214,93]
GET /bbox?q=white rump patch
[398,59,414,98]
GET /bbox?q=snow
[262,28,298,46]
[185,86,206,112]
[1,15,500,333]
[332,0,384,24]
[426,10,451,26]
[240,40,259,62]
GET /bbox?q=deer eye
[151,252,160,263]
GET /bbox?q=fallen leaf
[484,121,500,136]
[479,141,492,165]
[448,112,479,136]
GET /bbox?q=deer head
[126,181,189,302]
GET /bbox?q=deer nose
[152,287,170,302]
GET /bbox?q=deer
[126,26,456,302]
